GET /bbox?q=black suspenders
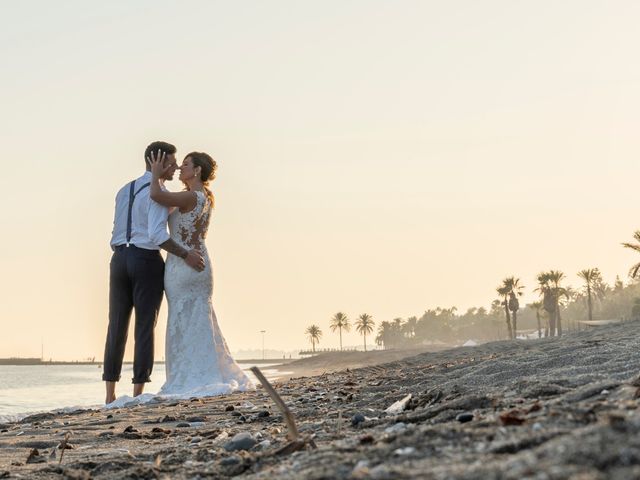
[125,180,151,246]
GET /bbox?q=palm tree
[548,270,566,336]
[536,272,554,337]
[622,231,640,278]
[355,314,375,352]
[404,316,418,338]
[505,277,524,337]
[577,268,602,321]
[376,321,392,349]
[330,312,350,351]
[528,301,544,338]
[305,325,322,353]
[496,280,513,339]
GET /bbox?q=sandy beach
[2,322,640,479]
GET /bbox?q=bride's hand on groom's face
[148,150,171,179]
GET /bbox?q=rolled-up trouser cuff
[132,377,152,384]
[102,373,121,382]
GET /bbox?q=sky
[2,1,640,360]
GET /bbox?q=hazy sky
[2,1,640,360]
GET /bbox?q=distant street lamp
[260,330,266,360]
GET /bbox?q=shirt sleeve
[148,198,170,246]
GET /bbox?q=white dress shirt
[110,171,170,250]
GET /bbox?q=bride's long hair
[184,152,216,207]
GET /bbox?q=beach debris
[210,430,230,446]
[224,432,257,451]
[351,413,366,426]
[257,440,272,450]
[21,412,56,423]
[58,432,71,464]
[161,415,177,422]
[385,394,412,415]
[456,412,474,423]
[393,446,416,456]
[608,413,627,432]
[527,402,542,413]
[187,416,207,422]
[49,448,57,460]
[151,427,171,434]
[250,366,317,454]
[359,434,375,445]
[225,405,235,411]
[220,455,241,466]
[120,425,142,439]
[26,448,46,464]
[499,409,526,426]
[384,422,407,435]
[176,422,191,428]
[351,460,371,478]
[250,367,299,442]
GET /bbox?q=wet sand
[2,322,640,479]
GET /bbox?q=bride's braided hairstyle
[186,151,217,207]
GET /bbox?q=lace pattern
[160,191,253,397]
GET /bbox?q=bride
[148,150,253,397]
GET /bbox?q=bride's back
[169,191,212,252]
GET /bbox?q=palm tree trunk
[544,314,549,337]
[312,340,316,353]
[547,306,556,337]
[503,299,513,340]
[536,312,541,338]
[512,311,518,339]
[363,333,367,352]
[556,304,563,337]
[587,286,593,321]
[339,327,343,351]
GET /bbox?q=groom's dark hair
[144,141,177,168]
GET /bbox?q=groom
[102,141,205,404]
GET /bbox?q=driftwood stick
[250,366,300,441]
[59,432,70,465]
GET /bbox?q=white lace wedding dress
[159,190,253,397]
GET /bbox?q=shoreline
[0,364,288,423]
[0,359,296,366]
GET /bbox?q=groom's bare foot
[105,381,116,405]
[133,383,144,397]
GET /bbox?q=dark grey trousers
[102,245,164,384]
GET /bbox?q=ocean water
[0,363,278,422]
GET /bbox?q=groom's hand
[184,249,205,272]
